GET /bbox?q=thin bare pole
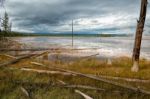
[72,19,74,48]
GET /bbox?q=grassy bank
[0,53,150,99]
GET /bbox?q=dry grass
[0,54,150,99]
[0,55,13,64]
[60,57,150,79]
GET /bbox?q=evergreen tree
[0,0,5,32]
[2,12,9,32]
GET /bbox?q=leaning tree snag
[132,0,148,72]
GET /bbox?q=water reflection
[12,36,150,60]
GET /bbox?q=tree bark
[132,0,148,72]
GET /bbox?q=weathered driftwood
[28,62,150,95]
[56,80,105,91]
[57,79,67,85]
[20,68,75,76]
[46,66,150,95]
[0,48,59,52]
[30,62,46,66]
[65,85,105,91]
[30,62,77,76]
[31,51,49,58]
[0,54,35,68]
[4,54,17,59]
[20,86,30,97]
[15,53,41,57]
[75,90,93,99]
[58,76,93,99]
[72,48,99,51]
[1,78,106,92]
[0,51,49,68]
[97,75,150,83]
[0,48,99,52]
[81,53,99,59]
[27,61,150,95]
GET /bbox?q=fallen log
[0,51,49,68]
[31,61,150,83]
[0,48,60,52]
[56,80,105,92]
[0,48,99,52]
[32,51,49,58]
[20,86,30,98]
[64,85,105,91]
[71,48,100,51]
[96,75,150,83]
[0,54,35,68]
[0,79,106,92]
[11,51,49,57]
[28,62,150,95]
[30,62,45,66]
[20,68,75,76]
[57,79,67,85]
[45,66,150,95]
[3,54,17,59]
[80,53,99,59]
[14,53,41,57]
[75,90,93,99]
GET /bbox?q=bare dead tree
[132,0,148,72]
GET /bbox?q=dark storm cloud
[4,0,149,33]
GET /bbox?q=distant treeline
[0,31,131,37]
[0,31,37,37]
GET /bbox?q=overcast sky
[1,0,150,34]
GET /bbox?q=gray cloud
[2,0,150,34]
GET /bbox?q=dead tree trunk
[132,0,148,72]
